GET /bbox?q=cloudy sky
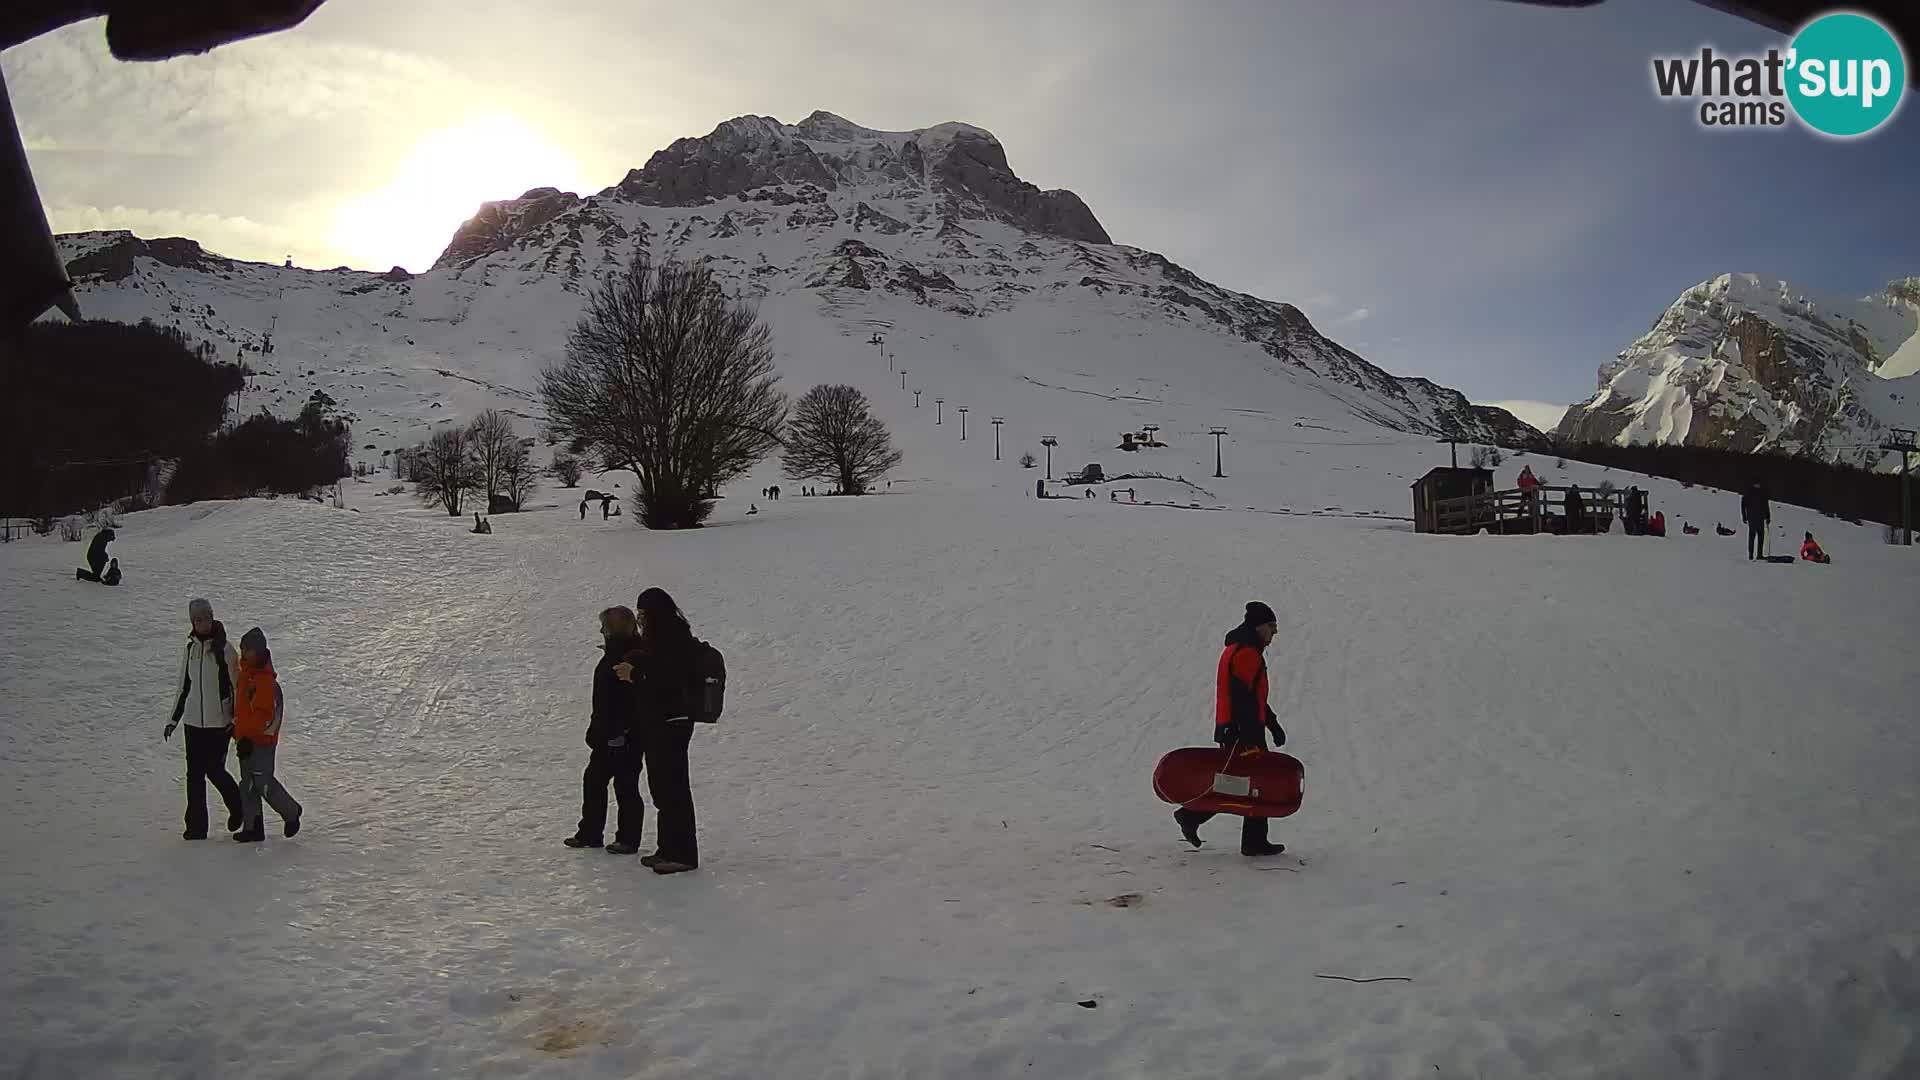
[5,0,1915,418]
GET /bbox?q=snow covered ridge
[51,111,1532,473]
[1557,272,1920,470]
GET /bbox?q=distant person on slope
[614,588,703,874]
[1800,532,1831,564]
[1741,482,1771,560]
[567,606,644,853]
[230,627,303,843]
[163,599,244,840]
[1175,601,1288,858]
[75,525,115,582]
[1647,510,1667,538]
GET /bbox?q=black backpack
[688,639,726,723]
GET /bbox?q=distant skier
[231,626,303,842]
[566,607,644,853]
[163,599,244,840]
[1174,601,1288,857]
[75,526,114,582]
[1741,482,1770,560]
[1800,531,1830,564]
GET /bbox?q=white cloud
[1340,307,1371,323]
[45,204,326,265]
[1482,399,1571,433]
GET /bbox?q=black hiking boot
[1241,842,1287,858]
[183,829,206,841]
[284,814,301,838]
[563,835,603,849]
[1174,810,1203,848]
[639,853,662,867]
[233,827,265,843]
[651,860,696,875]
[228,808,245,833]
[606,841,640,855]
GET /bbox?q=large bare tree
[498,439,538,510]
[781,384,902,496]
[413,426,480,516]
[467,409,517,510]
[540,253,787,528]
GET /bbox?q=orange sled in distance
[1152,746,1305,818]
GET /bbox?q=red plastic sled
[1152,746,1305,818]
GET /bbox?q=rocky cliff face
[599,112,1109,246]
[431,187,583,271]
[1557,273,1920,469]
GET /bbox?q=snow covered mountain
[52,111,1531,480]
[1556,273,1920,469]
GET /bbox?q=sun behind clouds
[328,113,590,273]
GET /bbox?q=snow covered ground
[3,465,1917,1078]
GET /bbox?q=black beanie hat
[1244,601,1277,627]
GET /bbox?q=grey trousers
[238,743,303,830]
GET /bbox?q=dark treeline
[2,319,347,518]
[1540,438,1910,529]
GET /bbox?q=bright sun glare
[329,114,589,273]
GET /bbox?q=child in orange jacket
[232,626,304,842]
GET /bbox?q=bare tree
[468,409,517,510]
[499,440,538,510]
[413,427,480,516]
[781,384,902,496]
[540,253,788,528]
[548,452,584,488]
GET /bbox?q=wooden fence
[1431,486,1629,536]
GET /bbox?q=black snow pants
[1748,520,1767,560]
[183,725,243,837]
[577,745,643,846]
[643,721,698,866]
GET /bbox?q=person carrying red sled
[1800,532,1831,564]
[1174,601,1288,857]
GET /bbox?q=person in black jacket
[1740,482,1770,560]
[76,526,114,582]
[567,607,645,852]
[615,587,700,874]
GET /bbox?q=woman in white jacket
[163,598,244,839]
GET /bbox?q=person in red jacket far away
[1516,465,1541,491]
[1647,510,1667,537]
[1175,601,1288,857]
[1800,532,1831,564]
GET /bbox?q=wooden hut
[1411,466,1493,533]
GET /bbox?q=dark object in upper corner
[1498,1,1914,85]
[1,1,328,59]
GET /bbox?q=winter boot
[183,829,206,841]
[284,814,301,838]
[233,826,266,843]
[1240,842,1287,858]
[228,808,245,833]
[639,854,663,868]
[1174,809,1204,848]
[650,860,696,875]
[606,841,640,855]
[563,835,603,849]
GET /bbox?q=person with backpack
[614,587,718,874]
[1741,482,1771,560]
[1174,601,1288,857]
[567,606,645,853]
[163,598,244,839]
[231,626,303,842]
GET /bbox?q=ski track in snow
[2,484,1918,1079]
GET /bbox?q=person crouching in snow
[165,598,244,839]
[567,606,645,853]
[1175,601,1288,857]
[1800,532,1831,564]
[231,627,303,842]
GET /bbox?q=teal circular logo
[1786,13,1906,137]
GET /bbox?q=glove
[1266,721,1287,747]
[163,722,177,741]
[235,737,254,759]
